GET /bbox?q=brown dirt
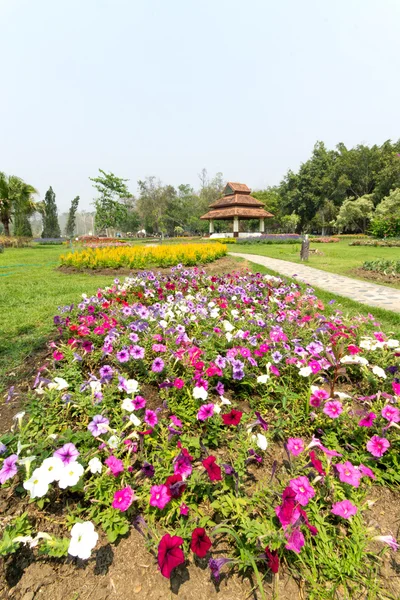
[353,268,400,286]
[58,256,252,278]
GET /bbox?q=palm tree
[0,172,39,236]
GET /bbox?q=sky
[1,0,400,212]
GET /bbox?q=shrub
[369,216,400,239]
[311,237,340,243]
[236,234,302,245]
[362,259,400,275]
[0,236,32,248]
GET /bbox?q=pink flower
[309,360,322,374]
[372,535,399,551]
[308,437,342,457]
[358,464,375,479]
[358,412,377,427]
[392,382,400,396]
[174,378,185,389]
[53,350,64,361]
[335,461,362,487]
[289,476,315,506]
[149,484,171,510]
[287,438,304,456]
[112,486,137,511]
[144,410,158,428]
[173,448,193,479]
[366,435,390,457]
[197,404,215,421]
[275,487,300,529]
[133,396,146,410]
[310,388,329,408]
[331,500,358,519]
[285,529,305,553]
[347,344,360,355]
[381,405,400,423]
[323,400,343,419]
[179,503,189,516]
[170,415,182,428]
[105,455,124,476]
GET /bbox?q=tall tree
[90,169,129,234]
[0,173,38,236]
[65,196,80,237]
[42,186,61,238]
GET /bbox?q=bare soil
[353,268,400,286]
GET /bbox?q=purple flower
[53,443,79,465]
[285,529,305,553]
[142,462,155,478]
[133,396,146,410]
[131,345,145,359]
[0,443,7,455]
[99,365,114,380]
[255,411,268,431]
[144,410,158,428]
[215,381,225,396]
[88,415,109,437]
[209,557,231,581]
[152,358,165,373]
[0,454,18,484]
[272,351,282,363]
[116,349,130,363]
[197,404,215,421]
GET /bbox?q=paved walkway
[230,252,400,313]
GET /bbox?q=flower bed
[236,234,301,244]
[363,259,400,276]
[350,239,400,247]
[0,267,399,597]
[60,243,227,269]
[310,237,340,243]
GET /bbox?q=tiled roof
[200,206,274,220]
[224,182,251,194]
[209,194,265,208]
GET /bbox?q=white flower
[129,413,142,427]
[255,433,268,451]
[334,392,351,400]
[257,374,269,384]
[68,521,98,560]
[23,468,49,498]
[13,411,26,421]
[214,404,222,414]
[340,355,369,366]
[88,457,102,474]
[225,332,233,343]
[359,338,373,350]
[89,380,102,395]
[58,462,84,489]
[40,456,64,483]
[210,309,220,318]
[121,398,135,412]
[108,435,120,449]
[299,366,312,377]
[14,532,51,548]
[220,396,231,405]
[125,379,139,394]
[54,377,69,390]
[159,320,168,329]
[192,386,208,401]
[372,365,387,379]
[223,320,234,332]
[230,309,239,318]
[387,339,399,348]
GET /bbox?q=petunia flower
[222,409,243,426]
[40,456,64,483]
[58,462,84,489]
[372,535,399,551]
[209,557,231,581]
[165,474,186,498]
[23,468,49,498]
[265,547,279,573]
[381,405,400,423]
[112,486,137,511]
[179,503,189,516]
[331,500,358,519]
[88,415,109,437]
[289,476,315,506]
[149,484,171,510]
[190,527,212,558]
[68,521,98,560]
[358,412,377,427]
[105,456,124,476]
[197,404,215,421]
[366,435,390,457]
[285,529,305,553]
[54,443,79,466]
[144,409,158,428]
[0,454,18,484]
[192,386,208,401]
[158,534,185,578]
[323,400,343,419]
[202,456,222,481]
[133,396,146,410]
[151,358,165,373]
[88,457,102,474]
[335,461,362,487]
[287,438,304,456]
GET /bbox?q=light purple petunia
[152,358,165,373]
[0,454,18,484]
[53,443,79,465]
[88,415,109,437]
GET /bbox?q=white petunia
[387,339,399,348]
[223,320,234,332]
[209,309,220,318]
[14,532,51,548]
[159,320,168,329]
[372,365,387,379]
[88,457,102,474]
[214,404,222,414]
[129,413,142,427]
[68,521,98,560]
[89,380,102,395]
[53,377,69,390]
[340,355,369,366]
[121,398,135,412]
[334,392,351,400]
[23,468,50,498]
[225,333,233,343]
[58,462,84,489]
[107,435,120,449]
[192,386,208,401]
[255,433,268,451]
[40,456,64,483]
[125,379,139,394]
[257,374,269,384]
[299,366,312,377]
[220,396,232,405]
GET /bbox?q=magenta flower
[289,476,315,506]
[285,529,305,553]
[157,533,185,578]
[358,412,377,427]
[179,503,189,516]
[173,450,193,479]
[359,464,375,479]
[53,443,79,465]
[331,500,358,519]
[105,455,124,476]
[149,484,171,510]
[366,435,390,457]
[381,405,400,423]
[310,388,329,407]
[133,396,146,410]
[170,415,182,428]
[88,414,109,437]
[287,438,304,456]
[174,378,184,389]
[53,350,64,361]
[116,349,130,363]
[0,454,18,484]
[335,461,362,487]
[275,486,300,529]
[197,404,215,421]
[152,358,165,373]
[144,409,158,428]
[112,486,137,511]
[373,535,399,551]
[323,400,343,419]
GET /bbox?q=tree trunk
[1,218,10,236]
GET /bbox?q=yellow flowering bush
[60,243,227,270]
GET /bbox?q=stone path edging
[230,252,400,313]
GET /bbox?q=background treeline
[2,140,400,238]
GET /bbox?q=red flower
[265,546,279,573]
[190,528,212,558]
[309,451,326,476]
[202,456,222,481]
[222,409,243,426]
[165,474,186,498]
[158,533,185,578]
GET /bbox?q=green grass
[233,239,400,288]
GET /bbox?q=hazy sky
[1,0,399,212]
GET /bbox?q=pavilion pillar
[259,218,265,233]
[209,220,214,234]
[233,216,239,238]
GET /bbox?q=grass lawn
[1,245,400,395]
[232,239,400,289]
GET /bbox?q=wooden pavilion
[200,182,273,237]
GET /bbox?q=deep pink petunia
[366,435,390,457]
[392,382,400,396]
[289,476,315,506]
[112,485,137,511]
[190,528,212,558]
[335,461,362,487]
[309,451,326,476]
[285,529,305,553]
[331,500,358,519]
[202,456,222,481]
[275,486,300,529]
[158,534,185,578]
[358,412,377,427]
[105,455,124,476]
[381,405,400,423]
[221,409,242,426]
[323,400,343,419]
[265,547,279,573]
[150,484,171,510]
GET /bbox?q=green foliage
[41,186,61,238]
[65,196,80,237]
[90,169,130,232]
[334,195,375,233]
[370,215,400,239]
[0,172,39,237]
[363,259,400,275]
[0,513,32,556]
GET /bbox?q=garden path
[230,252,400,313]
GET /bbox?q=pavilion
[200,182,273,237]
